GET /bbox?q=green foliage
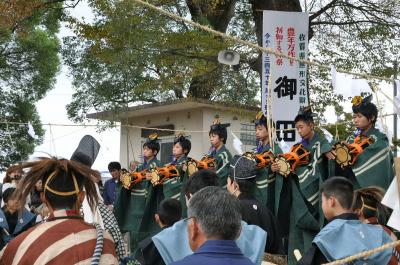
[307,0,400,122]
[319,112,354,142]
[0,1,63,170]
[63,0,259,123]
[62,0,400,134]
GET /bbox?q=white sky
[32,1,120,172]
[31,0,398,174]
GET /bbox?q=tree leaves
[63,0,400,138]
[0,0,63,169]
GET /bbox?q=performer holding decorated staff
[162,134,191,216]
[272,107,332,265]
[333,95,394,190]
[114,133,162,252]
[208,119,232,187]
[253,111,283,212]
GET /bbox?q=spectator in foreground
[0,158,118,264]
[353,187,400,265]
[0,187,36,250]
[151,169,266,264]
[171,186,255,265]
[297,177,393,265]
[227,155,281,254]
[134,198,182,265]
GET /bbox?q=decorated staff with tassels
[333,95,394,190]
[208,119,233,187]
[252,111,283,213]
[161,133,191,216]
[272,107,332,265]
[114,133,162,253]
[0,158,119,264]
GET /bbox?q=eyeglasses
[183,216,196,224]
[11,175,21,180]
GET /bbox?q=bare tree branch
[309,0,339,21]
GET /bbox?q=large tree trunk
[188,66,222,99]
[249,0,302,77]
[185,0,237,99]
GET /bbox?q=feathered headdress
[210,118,230,131]
[146,133,159,143]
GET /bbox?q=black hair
[352,102,378,126]
[254,112,275,129]
[44,168,85,209]
[353,187,390,224]
[183,169,219,197]
[209,128,228,144]
[157,198,182,227]
[228,176,256,194]
[255,120,275,130]
[3,187,16,204]
[143,141,160,155]
[14,158,99,211]
[174,138,191,155]
[294,107,315,125]
[108,161,121,172]
[321,177,354,210]
[294,113,314,125]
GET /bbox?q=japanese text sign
[262,11,309,145]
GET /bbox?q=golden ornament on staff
[275,143,310,177]
[120,169,148,190]
[150,164,180,186]
[333,135,374,168]
[242,150,275,169]
[185,155,216,176]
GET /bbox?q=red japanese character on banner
[287,27,295,66]
[275,26,284,65]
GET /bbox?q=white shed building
[87,99,259,167]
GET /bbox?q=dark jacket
[134,229,166,265]
[103,178,118,206]
[0,208,36,250]
[238,193,282,254]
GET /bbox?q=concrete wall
[119,106,256,168]
[201,108,256,155]
[119,108,204,167]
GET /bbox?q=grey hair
[187,186,242,240]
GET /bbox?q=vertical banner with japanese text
[262,11,309,146]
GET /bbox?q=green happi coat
[163,156,189,217]
[210,145,232,187]
[254,142,282,213]
[275,133,331,265]
[339,128,394,190]
[114,157,161,253]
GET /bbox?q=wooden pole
[394,157,400,206]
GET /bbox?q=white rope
[266,68,275,153]
[130,0,397,83]
[0,117,396,134]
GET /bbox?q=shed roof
[86,98,259,122]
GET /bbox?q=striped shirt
[0,209,118,265]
